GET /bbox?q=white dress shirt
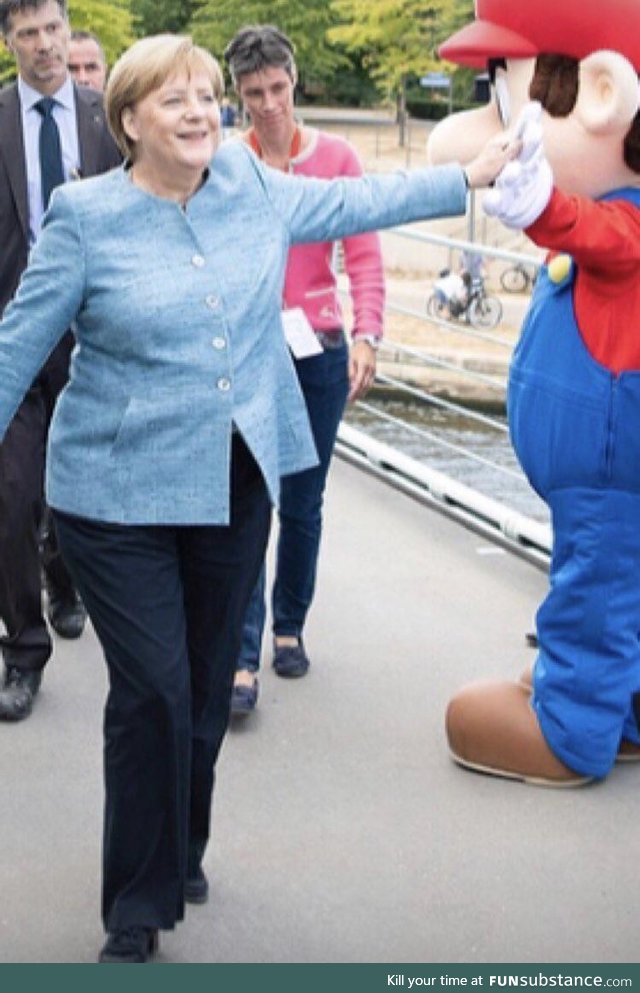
[18,74,80,245]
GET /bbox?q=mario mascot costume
[428,0,640,786]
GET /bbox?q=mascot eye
[494,71,511,127]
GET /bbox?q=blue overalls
[508,189,640,777]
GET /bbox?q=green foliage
[0,0,482,107]
[68,0,134,62]
[437,0,474,46]
[300,53,380,107]
[307,53,379,106]
[328,0,481,107]
[436,0,480,99]
[329,0,454,96]
[0,47,14,84]
[189,0,345,89]
[130,0,203,37]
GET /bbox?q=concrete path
[0,458,636,963]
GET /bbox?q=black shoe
[0,667,42,722]
[47,592,87,639]
[99,927,159,963]
[185,866,209,904]
[272,639,310,678]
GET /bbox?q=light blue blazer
[0,142,467,524]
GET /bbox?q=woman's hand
[464,132,523,189]
[348,339,377,401]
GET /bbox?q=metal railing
[335,228,552,570]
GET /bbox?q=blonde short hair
[106,34,224,160]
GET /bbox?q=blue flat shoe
[272,640,310,678]
[231,674,258,714]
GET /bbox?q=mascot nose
[427,101,503,166]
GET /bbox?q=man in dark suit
[0,0,120,721]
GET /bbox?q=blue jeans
[238,338,349,671]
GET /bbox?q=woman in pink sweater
[224,25,385,709]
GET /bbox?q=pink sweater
[283,129,385,340]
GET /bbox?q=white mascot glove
[483,101,553,230]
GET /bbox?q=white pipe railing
[389,223,542,268]
[336,423,551,569]
[336,227,549,567]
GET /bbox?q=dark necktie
[35,96,65,210]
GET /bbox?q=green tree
[68,0,134,62]
[130,0,203,36]
[189,0,344,89]
[329,0,460,141]
[1,44,14,83]
[436,0,478,101]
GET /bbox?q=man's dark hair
[70,28,105,61]
[0,0,67,35]
[224,24,296,87]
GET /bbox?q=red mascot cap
[439,0,640,72]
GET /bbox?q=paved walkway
[0,458,637,963]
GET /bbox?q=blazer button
[192,254,205,267]
[206,294,220,309]
[217,377,231,391]
[212,337,226,349]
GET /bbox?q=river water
[344,398,550,525]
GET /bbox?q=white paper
[281,308,323,359]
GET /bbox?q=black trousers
[53,435,271,931]
[0,334,76,672]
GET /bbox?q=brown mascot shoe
[517,662,640,764]
[446,680,592,787]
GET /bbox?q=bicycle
[499,261,538,293]
[426,275,503,329]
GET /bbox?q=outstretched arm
[250,134,520,247]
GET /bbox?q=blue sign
[420,73,451,89]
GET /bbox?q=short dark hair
[0,0,67,35]
[70,28,105,53]
[224,24,296,88]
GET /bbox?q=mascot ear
[576,50,639,135]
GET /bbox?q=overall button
[217,377,231,392]
[212,337,226,350]
[206,294,220,310]
[191,254,205,268]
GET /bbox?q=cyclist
[461,248,486,282]
[434,268,471,318]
